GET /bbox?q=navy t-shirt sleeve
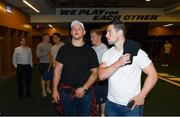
[88,49,99,69]
[56,45,65,64]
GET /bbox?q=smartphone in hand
[127,100,134,109]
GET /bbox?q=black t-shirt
[56,42,99,88]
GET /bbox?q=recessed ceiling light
[22,0,40,13]
[49,24,53,28]
[146,0,151,1]
[163,23,174,27]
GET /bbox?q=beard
[108,39,116,45]
[73,36,81,40]
[108,41,114,45]
[72,34,83,40]
[108,38,118,45]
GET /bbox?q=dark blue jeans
[60,89,92,116]
[105,100,144,116]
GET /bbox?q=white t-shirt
[101,46,152,105]
[92,43,108,63]
[51,42,64,66]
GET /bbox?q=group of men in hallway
[36,33,64,98]
[12,20,158,116]
[12,32,64,99]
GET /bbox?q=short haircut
[53,33,61,38]
[90,29,102,37]
[19,38,26,42]
[42,33,49,37]
[109,20,126,35]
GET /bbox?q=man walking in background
[51,33,64,67]
[162,40,172,67]
[36,33,52,97]
[90,29,108,116]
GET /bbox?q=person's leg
[24,65,32,97]
[39,63,49,97]
[100,103,106,116]
[16,65,24,99]
[46,68,53,94]
[77,90,92,116]
[60,90,76,115]
[46,80,52,94]
[105,100,122,116]
[166,54,170,66]
[164,53,169,66]
[95,82,103,115]
[123,105,144,116]
[98,81,108,116]
[41,79,47,97]
[106,100,144,116]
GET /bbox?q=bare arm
[52,61,63,103]
[75,67,98,98]
[98,53,131,80]
[140,63,158,99]
[47,53,53,70]
[131,63,158,109]
[83,67,98,90]
[51,47,56,67]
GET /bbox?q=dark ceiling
[5,0,180,28]
[6,0,180,15]
[49,0,179,8]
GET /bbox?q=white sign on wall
[31,8,180,23]
[56,8,160,21]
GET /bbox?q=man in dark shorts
[36,33,52,97]
[90,29,108,116]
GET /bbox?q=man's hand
[52,90,60,103]
[118,53,131,66]
[129,95,145,110]
[74,87,86,98]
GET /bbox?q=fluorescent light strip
[49,24,53,27]
[163,23,174,27]
[22,0,40,13]
[146,0,150,1]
